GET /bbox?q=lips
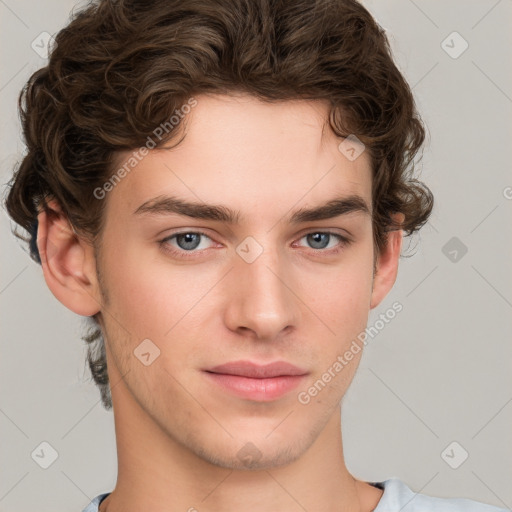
[203,360,308,401]
[205,360,308,378]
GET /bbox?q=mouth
[203,360,309,402]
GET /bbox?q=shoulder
[81,492,111,512]
[372,478,510,512]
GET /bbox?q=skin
[37,93,404,512]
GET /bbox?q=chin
[188,428,318,471]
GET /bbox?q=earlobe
[36,199,102,317]
[369,213,404,310]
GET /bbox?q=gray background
[1,0,511,510]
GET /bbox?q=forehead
[107,93,372,219]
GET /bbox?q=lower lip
[204,372,307,402]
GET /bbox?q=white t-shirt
[81,478,510,511]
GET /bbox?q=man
[4,0,507,511]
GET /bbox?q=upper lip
[205,360,308,379]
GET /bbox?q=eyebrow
[133,194,371,223]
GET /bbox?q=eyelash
[158,230,353,259]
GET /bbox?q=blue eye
[160,231,213,255]
[302,232,341,250]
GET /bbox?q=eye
[295,231,352,253]
[159,231,215,257]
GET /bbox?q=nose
[223,245,301,341]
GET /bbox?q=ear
[370,212,404,310]
[36,199,102,316]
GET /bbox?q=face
[90,93,392,470]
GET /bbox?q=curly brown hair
[3,0,433,410]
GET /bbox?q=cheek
[101,240,207,334]
[302,246,374,340]
[297,264,372,408]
